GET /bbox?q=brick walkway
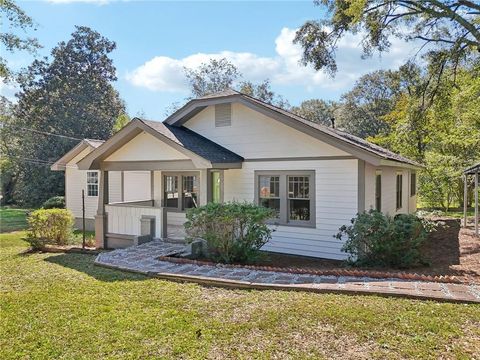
[95,240,480,303]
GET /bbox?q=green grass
[0,232,479,359]
[0,207,30,233]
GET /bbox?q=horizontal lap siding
[106,205,162,237]
[167,212,187,226]
[224,160,358,260]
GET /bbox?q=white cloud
[127,27,416,94]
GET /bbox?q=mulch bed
[160,218,479,284]
[29,245,101,255]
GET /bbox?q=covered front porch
[76,118,242,249]
[95,168,226,248]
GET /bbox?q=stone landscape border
[157,255,463,284]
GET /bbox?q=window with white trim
[256,171,315,227]
[86,171,99,197]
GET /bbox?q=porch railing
[105,202,164,238]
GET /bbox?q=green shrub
[335,210,432,268]
[42,196,65,209]
[185,202,275,264]
[26,208,74,249]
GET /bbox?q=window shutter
[215,103,231,127]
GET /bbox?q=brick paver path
[95,240,480,303]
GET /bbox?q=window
[375,170,382,211]
[396,172,403,209]
[164,173,200,211]
[86,171,98,197]
[164,175,179,208]
[410,172,416,196]
[259,176,280,218]
[215,103,231,127]
[288,176,310,221]
[255,171,315,227]
[182,175,199,209]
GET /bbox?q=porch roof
[76,118,243,170]
[464,162,480,175]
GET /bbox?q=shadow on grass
[44,252,148,282]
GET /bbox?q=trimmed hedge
[26,208,74,249]
[42,196,65,209]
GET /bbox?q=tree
[1,0,40,80]
[113,113,130,133]
[294,0,480,76]
[290,99,338,127]
[239,79,290,109]
[335,70,401,138]
[2,26,125,206]
[184,58,240,98]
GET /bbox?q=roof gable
[165,89,422,168]
[51,139,103,171]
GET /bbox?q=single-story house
[52,89,421,260]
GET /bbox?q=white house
[52,89,421,259]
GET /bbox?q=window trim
[162,171,200,212]
[396,172,403,210]
[254,170,316,228]
[410,172,417,197]
[86,171,99,197]
[375,170,382,212]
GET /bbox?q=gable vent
[215,103,231,127]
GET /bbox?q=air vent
[215,103,231,127]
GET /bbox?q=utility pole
[82,190,86,249]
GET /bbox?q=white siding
[123,171,151,202]
[184,103,349,159]
[364,163,416,215]
[223,159,358,260]
[108,171,122,203]
[105,131,189,161]
[167,212,187,226]
[65,148,99,219]
[105,204,162,237]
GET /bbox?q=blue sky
[3,0,418,120]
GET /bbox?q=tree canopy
[1,26,125,206]
[0,0,40,80]
[294,0,480,76]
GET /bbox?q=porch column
[95,170,109,248]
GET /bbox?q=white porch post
[463,174,468,228]
[95,170,109,248]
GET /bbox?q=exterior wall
[184,103,350,159]
[105,131,189,161]
[65,147,100,220]
[364,163,417,215]
[123,171,151,202]
[223,159,358,260]
[108,171,122,203]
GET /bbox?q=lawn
[1,232,479,359]
[0,207,30,233]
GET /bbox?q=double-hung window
[396,172,403,210]
[86,171,98,197]
[256,171,315,227]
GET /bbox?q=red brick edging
[157,256,463,284]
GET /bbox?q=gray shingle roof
[140,119,243,163]
[189,89,421,167]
